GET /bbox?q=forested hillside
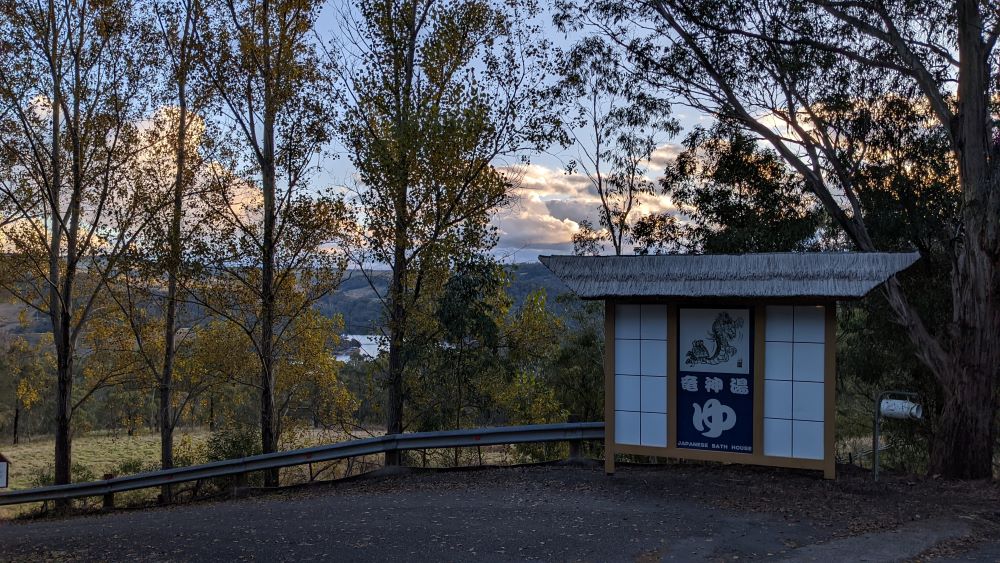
[314,264,571,334]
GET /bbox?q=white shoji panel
[640,304,668,340]
[640,413,667,447]
[793,306,825,343]
[763,418,792,458]
[640,376,667,414]
[615,411,640,445]
[615,339,640,375]
[615,375,640,412]
[792,420,824,460]
[615,304,641,339]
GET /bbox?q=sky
[311,2,710,264]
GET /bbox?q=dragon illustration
[685,312,744,367]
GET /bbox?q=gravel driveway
[0,463,997,562]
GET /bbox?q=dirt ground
[0,462,998,562]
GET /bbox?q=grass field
[1,429,212,491]
[0,425,567,519]
[0,429,212,518]
[0,426,401,518]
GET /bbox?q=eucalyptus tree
[554,39,677,256]
[0,0,160,489]
[558,0,999,477]
[339,0,558,463]
[193,0,347,485]
[655,124,822,254]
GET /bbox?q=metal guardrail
[0,422,605,507]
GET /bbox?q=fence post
[102,474,115,510]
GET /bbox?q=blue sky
[311,2,709,264]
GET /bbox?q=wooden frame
[604,301,615,475]
[604,298,838,479]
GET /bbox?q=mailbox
[880,399,923,420]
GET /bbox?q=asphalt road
[0,464,994,562]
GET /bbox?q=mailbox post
[873,390,923,481]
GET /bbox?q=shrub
[30,463,96,488]
[205,423,262,462]
[111,458,156,477]
[204,423,264,490]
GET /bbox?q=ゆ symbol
[692,399,736,438]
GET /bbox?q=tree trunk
[925,236,999,478]
[926,0,1000,479]
[12,405,19,446]
[382,1,420,469]
[45,0,72,501]
[929,365,995,478]
[159,46,188,505]
[384,194,409,466]
[255,0,280,488]
[54,350,73,487]
[259,153,279,487]
[384,310,405,466]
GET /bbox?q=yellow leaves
[16,378,41,409]
[2,335,52,411]
[495,370,566,426]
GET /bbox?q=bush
[204,423,264,490]
[173,434,205,468]
[205,423,262,462]
[111,458,157,477]
[30,462,96,488]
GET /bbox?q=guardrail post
[102,474,115,510]
[231,472,248,498]
[568,415,582,460]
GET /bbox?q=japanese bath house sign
[540,252,920,479]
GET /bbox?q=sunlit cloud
[648,144,682,172]
[493,147,683,260]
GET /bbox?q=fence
[0,422,605,507]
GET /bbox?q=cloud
[648,144,682,172]
[543,199,597,224]
[493,154,682,260]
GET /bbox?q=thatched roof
[538,252,920,300]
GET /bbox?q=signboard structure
[539,252,922,479]
[0,453,9,489]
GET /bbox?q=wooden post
[231,472,248,498]
[823,303,838,480]
[102,474,115,510]
[604,301,616,475]
[568,414,582,460]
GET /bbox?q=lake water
[336,334,382,362]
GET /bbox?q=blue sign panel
[675,308,754,454]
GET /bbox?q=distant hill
[315,263,573,334]
[0,302,50,344]
[0,263,575,338]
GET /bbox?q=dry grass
[1,429,208,490]
[0,429,211,519]
[0,426,568,519]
